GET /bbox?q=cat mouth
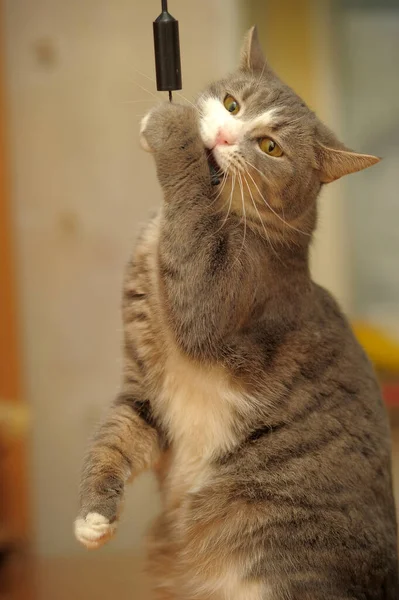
[207,149,220,171]
[206,149,222,186]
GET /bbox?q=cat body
[75,28,398,599]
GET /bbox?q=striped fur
[75,27,398,599]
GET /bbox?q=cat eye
[258,137,283,157]
[223,94,240,115]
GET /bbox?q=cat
[74,27,398,599]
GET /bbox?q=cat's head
[198,27,379,243]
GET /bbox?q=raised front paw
[74,474,124,549]
[140,102,198,154]
[74,512,116,550]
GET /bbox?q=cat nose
[214,128,236,146]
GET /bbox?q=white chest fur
[158,345,245,496]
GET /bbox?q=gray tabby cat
[75,27,398,599]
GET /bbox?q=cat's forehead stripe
[250,108,281,129]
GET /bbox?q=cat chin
[74,512,117,549]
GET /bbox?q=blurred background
[0,0,398,598]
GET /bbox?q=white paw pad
[74,512,116,549]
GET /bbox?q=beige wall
[3,0,375,559]
[310,0,352,313]
[3,0,241,556]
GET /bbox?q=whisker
[232,171,247,266]
[132,68,156,84]
[131,80,160,100]
[172,92,197,109]
[243,173,281,262]
[281,188,286,243]
[243,159,311,237]
[255,62,267,92]
[214,172,235,235]
[208,171,229,209]
[132,68,197,109]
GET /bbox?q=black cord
[164,0,171,100]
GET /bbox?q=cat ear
[239,26,266,72]
[316,141,380,183]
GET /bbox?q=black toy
[152,1,220,185]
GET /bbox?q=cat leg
[141,102,257,362]
[75,355,162,549]
[146,513,179,600]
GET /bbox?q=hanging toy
[153,0,182,102]
[152,1,220,185]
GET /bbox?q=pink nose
[214,128,236,146]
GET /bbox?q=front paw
[139,102,198,154]
[75,474,124,549]
[74,512,116,550]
